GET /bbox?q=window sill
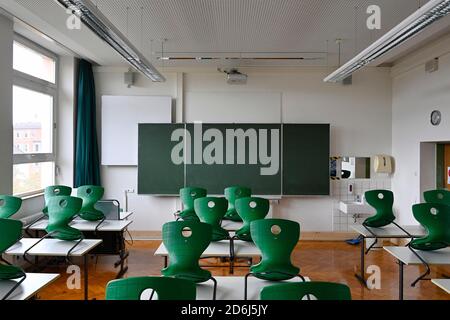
[15,190,45,200]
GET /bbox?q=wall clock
[431,110,441,126]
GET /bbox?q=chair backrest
[424,189,450,206]
[161,220,212,281]
[77,185,105,221]
[194,197,228,227]
[410,203,450,250]
[235,197,269,241]
[180,187,207,211]
[260,281,352,300]
[105,276,196,300]
[0,195,22,219]
[95,200,120,220]
[251,219,299,277]
[0,218,23,254]
[46,196,83,240]
[43,185,72,215]
[225,186,252,210]
[363,190,395,227]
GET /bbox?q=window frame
[12,35,58,197]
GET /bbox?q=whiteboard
[101,95,172,166]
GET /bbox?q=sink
[339,201,375,215]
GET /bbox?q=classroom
[0,0,449,309]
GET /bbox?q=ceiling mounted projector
[220,69,248,85]
[324,0,450,82]
[55,0,165,82]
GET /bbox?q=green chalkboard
[185,124,281,195]
[282,124,330,195]
[138,124,185,195]
[138,123,330,196]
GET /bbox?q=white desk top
[27,219,132,232]
[120,211,133,220]
[384,246,450,265]
[351,225,426,238]
[221,221,243,231]
[197,276,310,300]
[431,279,450,294]
[0,273,60,300]
[5,238,103,257]
[155,240,260,258]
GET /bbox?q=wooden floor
[35,240,449,300]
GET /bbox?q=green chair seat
[363,190,396,228]
[0,195,22,219]
[423,189,450,205]
[410,203,450,251]
[235,197,269,242]
[43,186,72,215]
[195,197,229,241]
[161,221,213,284]
[77,185,105,221]
[106,276,196,300]
[179,187,207,221]
[260,281,352,300]
[0,265,25,280]
[224,186,251,222]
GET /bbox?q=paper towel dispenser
[373,155,393,174]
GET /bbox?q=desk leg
[164,256,168,268]
[114,231,129,279]
[398,260,404,300]
[355,236,367,286]
[84,255,89,300]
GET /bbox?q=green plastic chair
[105,276,196,300]
[223,186,251,221]
[245,219,304,299]
[363,190,396,228]
[161,220,217,299]
[46,196,83,241]
[77,185,105,221]
[260,281,352,300]
[0,195,22,219]
[0,218,26,300]
[423,189,450,206]
[194,197,230,241]
[43,185,72,215]
[235,197,270,242]
[178,187,207,221]
[408,203,450,286]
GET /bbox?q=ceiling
[2,0,449,68]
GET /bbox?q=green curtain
[74,59,101,187]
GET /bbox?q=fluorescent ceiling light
[55,0,165,82]
[324,0,450,83]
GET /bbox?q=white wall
[391,33,450,225]
[0,13,13,195]
[93,66,392,232]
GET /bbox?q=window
[13,37,57,196]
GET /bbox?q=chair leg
[65,236,84,265]
[244,272,253,300]
[1,273,26,300]
[210,277,218,300]
[407,245,431,287]
[23,231,57,267]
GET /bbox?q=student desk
[155,240,260,273]
[26,219,132,278]
[0,273,60,300]
[5,238,102,300]
[384,246,450,300]
[431,279,450,294]
[351,225,425,286]
[221,221,243,231]
[196,276,310,300]
[120,211,134,220]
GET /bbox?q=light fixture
[55,0,165,82]
[324,0,450,83]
